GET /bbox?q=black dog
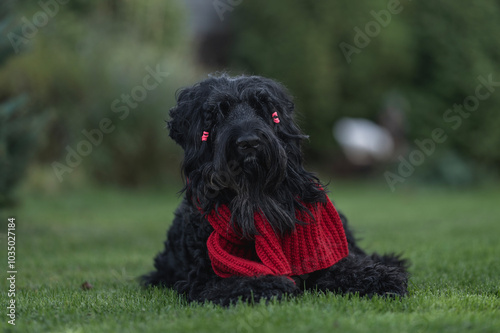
[142,74,409,306]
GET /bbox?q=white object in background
[333,117,394,165]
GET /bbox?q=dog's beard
[205,134,299,238]
[239,140,287,191]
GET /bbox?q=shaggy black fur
[142,74,409,305]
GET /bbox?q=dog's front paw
[200,275,299,306]
[307,254,409,298]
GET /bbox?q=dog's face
[168,74,325,237]
[168,75,304,187]
[214,102,284,171]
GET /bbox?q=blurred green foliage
[231,0,500,175]
[0,0,196,189]
[2,0,500,197]
[0,2,43,207]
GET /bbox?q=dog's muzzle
[236,134,261,154]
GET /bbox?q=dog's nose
[236,134,260,152]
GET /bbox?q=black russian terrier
[142,74,409,306]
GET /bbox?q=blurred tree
[0,2,45,207]
[230,0,500,179]
[0,0,197,188]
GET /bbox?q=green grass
[1,182,500,332]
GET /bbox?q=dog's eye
[218,101,231,115]
[248,96,260,109]
[248,98,268,118]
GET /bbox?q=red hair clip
[201,131,209,141]
[272,112,280,124]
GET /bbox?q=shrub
[0,4,46,207]
[0,0,196,188]
[230,0,500,176]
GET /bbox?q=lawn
[1,181,499,332]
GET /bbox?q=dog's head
[168,74,325,237]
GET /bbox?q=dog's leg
[175,274,299,306]
[340,212,410,270]
[305,253,409,297]
[141,200,213,288]
[142,200,299,305]
[330,212,410,296]
[369,252,410,270]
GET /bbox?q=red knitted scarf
[205,197,349,279]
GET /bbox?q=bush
[0,3,46,207]
[230,0,500,176]
[0,0,197,188]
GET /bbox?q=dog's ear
[253,78,307,143]
[167,83,211,149]
[247,78,296,126]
